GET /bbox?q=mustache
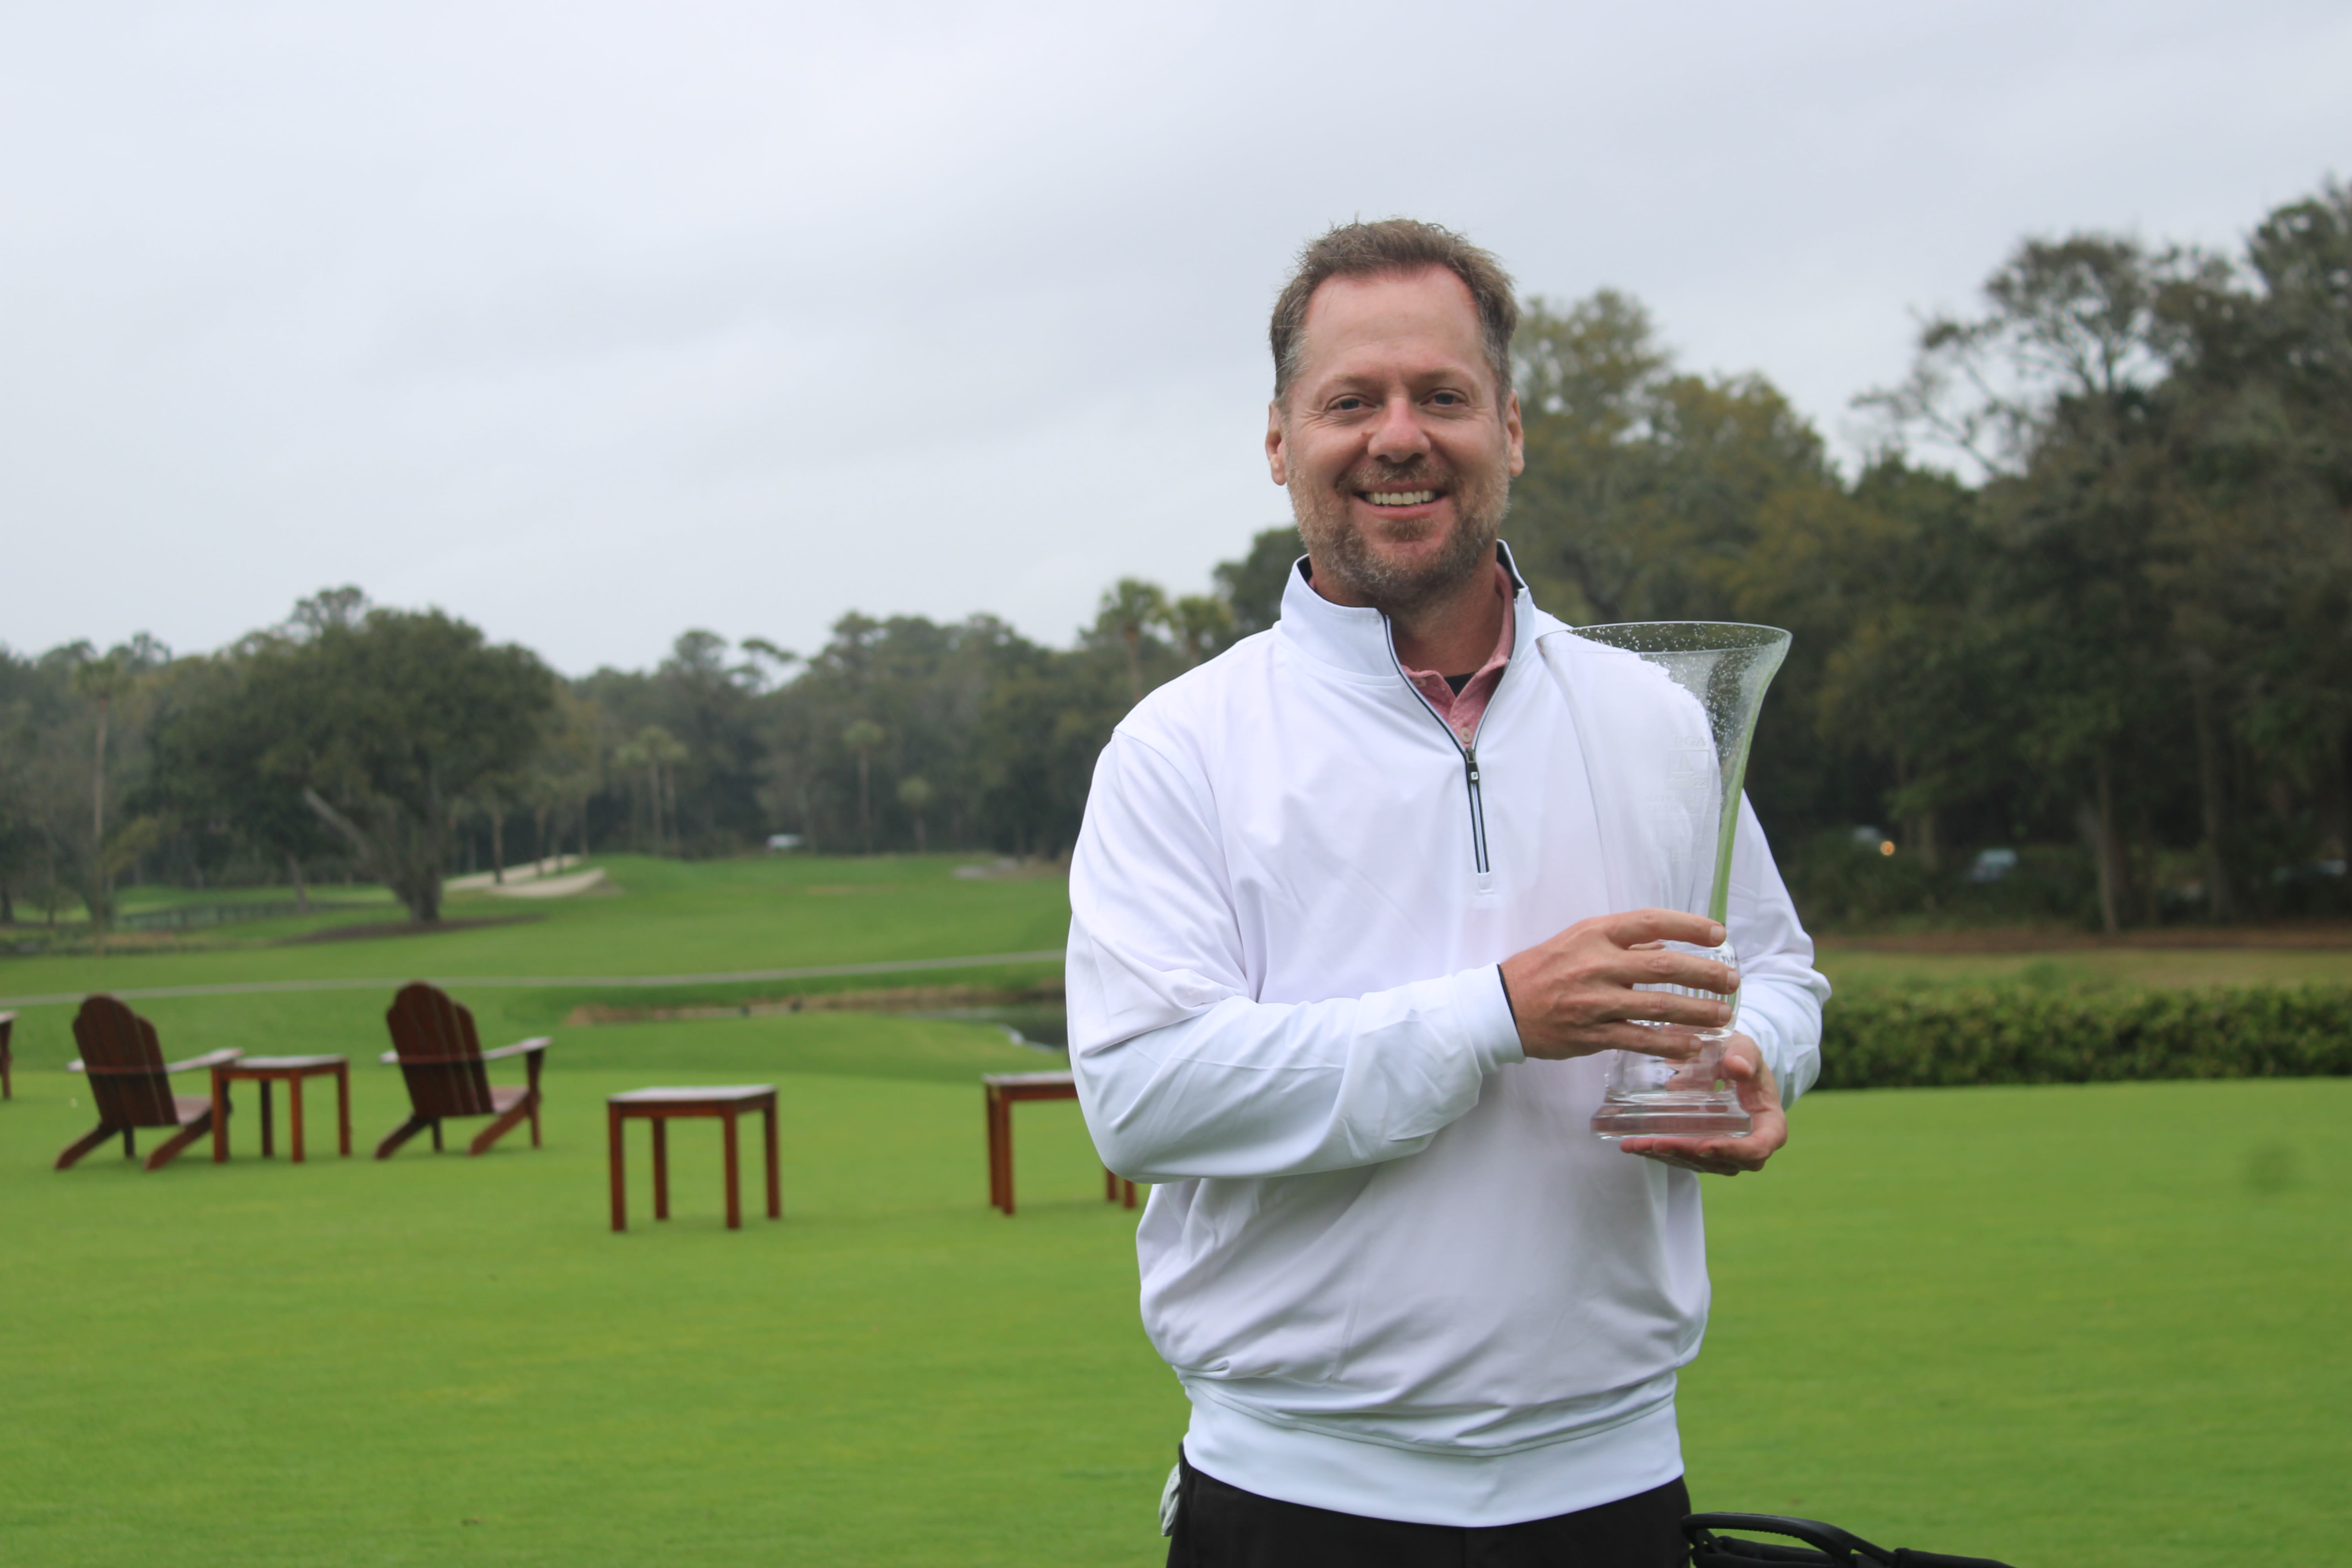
[1344,461,1450,490]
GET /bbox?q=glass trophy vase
[1565,621,1791,1141]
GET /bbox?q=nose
[1365,394,1431,463]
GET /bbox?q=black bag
[1684,1512,2017,1568]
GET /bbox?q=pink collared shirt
[1397,562,1516,746]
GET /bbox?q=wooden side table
[984,1070,1136,1216]
[608,1086,780,1232]
[211,1055,352,1163]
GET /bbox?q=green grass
[1685,1077,2350,1563]
[5,857,2347,1564]
[3,1012,1187,1567]
[0,853,1072,1004]
[16,850,2349,1004]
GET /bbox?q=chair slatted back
[71,996,183,1127]
[385,982,496,1118]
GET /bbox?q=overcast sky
[3,1,2345,675]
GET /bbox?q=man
[1066,220,1829,1566]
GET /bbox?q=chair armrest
[479,1037,552,1061]
[381,1048,547,1064]
[69,1049,242,1074]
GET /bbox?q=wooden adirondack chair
[377,982,550,1159]
[1,1009,16,1099]
[59,996,241,1171]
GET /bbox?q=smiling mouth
[1362,489,1439,507]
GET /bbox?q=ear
[1504,390,1524,479]
[1266,401,1289,486]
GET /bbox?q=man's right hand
[1497,910,1737,1061]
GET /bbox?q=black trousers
[1166,1452,1691,1568]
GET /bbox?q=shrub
[1817,985,2352,1090]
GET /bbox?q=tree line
[3,180,2345,933]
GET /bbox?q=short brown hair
[1269,219,1519,404]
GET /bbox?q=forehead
[1294,266,1488,388]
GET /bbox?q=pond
[906,1002,1068,1051]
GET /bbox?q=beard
[1289,454,1511,617]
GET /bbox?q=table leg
[763,1097,781,1220]
[260,1081,275,1158]
[336,1063,352,1157]
[212,1070,230,1163]
[1000,1096,1018,1217]
[608,1104,626,1233]
[723,1108,742,1230]
[986,1088,1007,1214]
[289,1076,307,1164]
[1105,1164,1117,1202]
[652,1117,670,1221]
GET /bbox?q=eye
[1330,394,1368,412]
[1428,389,1466,407]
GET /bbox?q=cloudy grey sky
[4,0,2345,674]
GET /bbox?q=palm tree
[896,775,935,853]
[613,726,687,855]
[843,720,886,853]
[69,653,134,951]
[1096,579,1168,702]
[1159,594,1236,666]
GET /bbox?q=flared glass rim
[1563,620,1792,653]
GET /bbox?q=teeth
[1366,490,1436,506]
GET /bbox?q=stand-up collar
[1275,539,1537,681]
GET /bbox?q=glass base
[1590,1096,1753,1141]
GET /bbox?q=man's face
[1267,267,1524,615]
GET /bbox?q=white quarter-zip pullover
[1067,549,1828,1527]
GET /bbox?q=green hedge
[1817,985,2352,1089]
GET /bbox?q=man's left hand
[1617,1034,1785,1176]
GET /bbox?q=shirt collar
[1276,538,1537,681]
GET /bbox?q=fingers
[1717,1038,1780,1110]
[1651,1104,1785,1165]
[1621,1118,1782,1174]
[1582,1022,1709,1060]
[1623,944,1739,997]
[1604,909,1726,952]
[1625,988,1735,1031]
[1502,911,1739,1060]
[1621,1042,1786,1174]
[1628,1145,1754,1176]
[1625,1146,1733,1175]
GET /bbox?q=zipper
[1387,627,1505,875]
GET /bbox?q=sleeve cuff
[1454,964,1526,1072]
[1738,999,1819,1107]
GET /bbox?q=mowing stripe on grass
[0,947,1069,1009]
